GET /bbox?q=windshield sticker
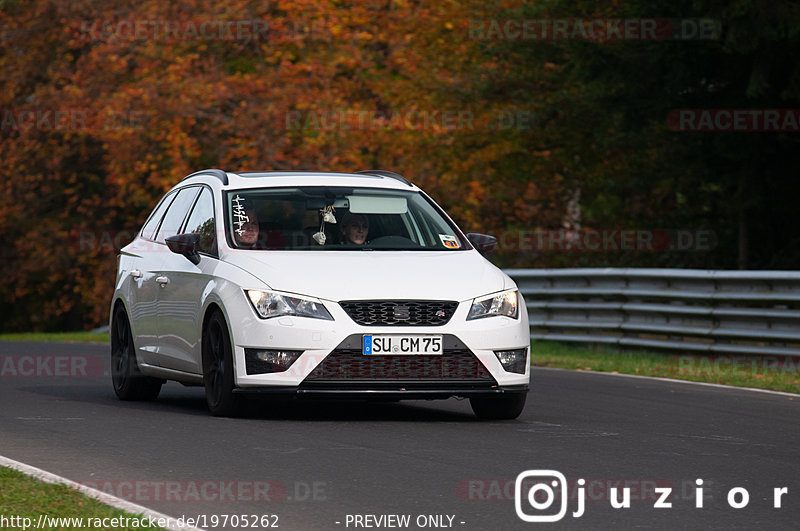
[232,194,248,236]
[439,234,460,249]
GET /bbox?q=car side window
[140,191,176,241]
[182,187,216,255]
[155,187,200,244]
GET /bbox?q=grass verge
[533,340,800,394]
[0,331,109,343]
[0,466,166,530]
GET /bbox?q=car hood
[223,250,510,302]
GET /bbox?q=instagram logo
[513,470,789,521]
[514,470,570,522]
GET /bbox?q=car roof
[180,169,420,192]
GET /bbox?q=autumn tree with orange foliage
[0,0,564,331]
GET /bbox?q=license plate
[363,335,443,355]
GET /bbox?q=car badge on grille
[435,310,446,318]
[393,305,410,319]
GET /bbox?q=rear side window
[140,192,176,241]
[155,187,200,244]
[182,187,217,255]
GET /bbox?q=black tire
[111,304,162,401]
[202,310,240,416]
[469,392,527,420]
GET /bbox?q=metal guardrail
[505,268,800,357]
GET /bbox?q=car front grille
[339,300,458,326]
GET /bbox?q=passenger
[340,213,369,245]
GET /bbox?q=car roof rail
[182,168,228,185]
[355,169,413,187]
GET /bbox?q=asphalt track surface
[0,341,798,530]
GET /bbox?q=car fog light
[245,349,303,375]
[494,348,528,374]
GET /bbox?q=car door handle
[156,276,170,286]
[130,269,142,279]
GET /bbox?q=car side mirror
[466,233,497,254]
[165,233,201,264]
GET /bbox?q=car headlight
[246,290,333,321]
[467,290,519,320]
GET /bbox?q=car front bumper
[229,297,531,395]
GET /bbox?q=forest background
[1,0,798,331]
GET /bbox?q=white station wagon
[110,169,530,418]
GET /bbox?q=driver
[340,213,369,245]
[235,208,260,248]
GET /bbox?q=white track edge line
[534,366,800,397]
[0,455,204,531]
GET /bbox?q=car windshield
[225,186,468,251]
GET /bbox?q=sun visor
[347,195,408,214]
